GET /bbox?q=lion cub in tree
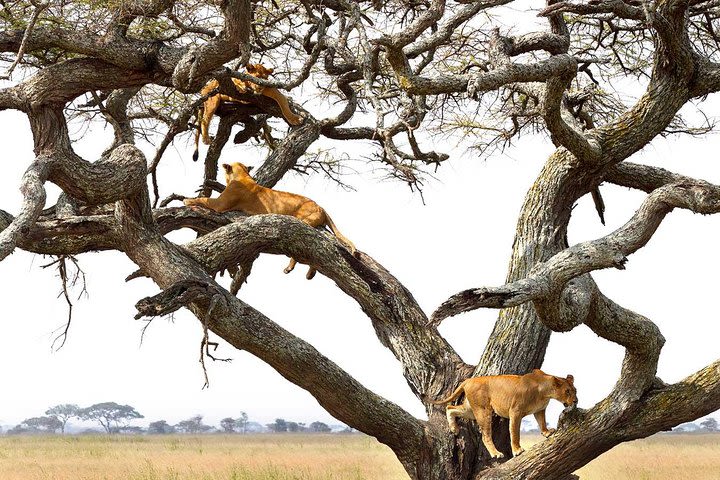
[193,64,303,161]
[184,162,357,280]
[434,369,577,458]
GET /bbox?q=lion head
[553,375,578,408]
[222,162,254,184]
[246,63,274,79]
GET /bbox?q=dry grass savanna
[571,433,720,480]
[0,433,405,480]
[0,433,717,480]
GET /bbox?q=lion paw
[512,448,525,457]
[491,451,505,459]
[542,428,556,438]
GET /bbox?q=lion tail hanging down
[192,106,203,162]
[323,211,356,256]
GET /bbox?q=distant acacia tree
[267,418,288,433]
[80,402,143,434]
[148,420,176,434]
[309,421,331,433]
[700,418,719,432]
[220,417,237,433]
[287,421,305,432]
[2,0,720,479]
[45,404,80,434]
[236,412,249,434]
[10,416,63,434]
[175,415,213,434]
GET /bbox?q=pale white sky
[1,93,719,432]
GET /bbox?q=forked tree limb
[430,178,720,326]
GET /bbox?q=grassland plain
[0,433,717,480]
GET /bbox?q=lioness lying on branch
[193,63,303,161]
[434,369,577,458]
[184,162,357,280]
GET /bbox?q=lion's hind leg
[445,405,464,434]
[474,407,504,459]
[284,203,325,280]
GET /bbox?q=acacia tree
[220,417,237,433]
[175,414,213,433]
[11,416,63,434]
[236,412,248,434]
[81,402,144,434]
[1,0,720,479]
[45,403,80,434]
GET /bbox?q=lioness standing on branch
[193,64,303,161]
[184,162,357,280]
[434,369,577,458]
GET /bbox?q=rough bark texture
[2,0,720,479]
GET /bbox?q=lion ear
[553,376,563,387]
[246,165,253,173]
[532,369,544,375]
[566,375,574,385]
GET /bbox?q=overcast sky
[1,91,719,431]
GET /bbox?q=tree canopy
[80,402,144,434]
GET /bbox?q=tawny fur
[434,369,577,458]
[193,64,302,161]
[184,162,357,279]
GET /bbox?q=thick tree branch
[181,215,472,400]
[49,145,149,207]
[594,0,696,162]
[692,59,720,96]
[254,120,322,188]
[22,59,154,106]
[542,57,602,162]
[171,0,251,91]
[100,87,142,156]
[376,0,446,49]
[539,0,644,20]
[605,161,697,192]
[136,278,425,462]
[0,86,25,111]
[0,156,51,261]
